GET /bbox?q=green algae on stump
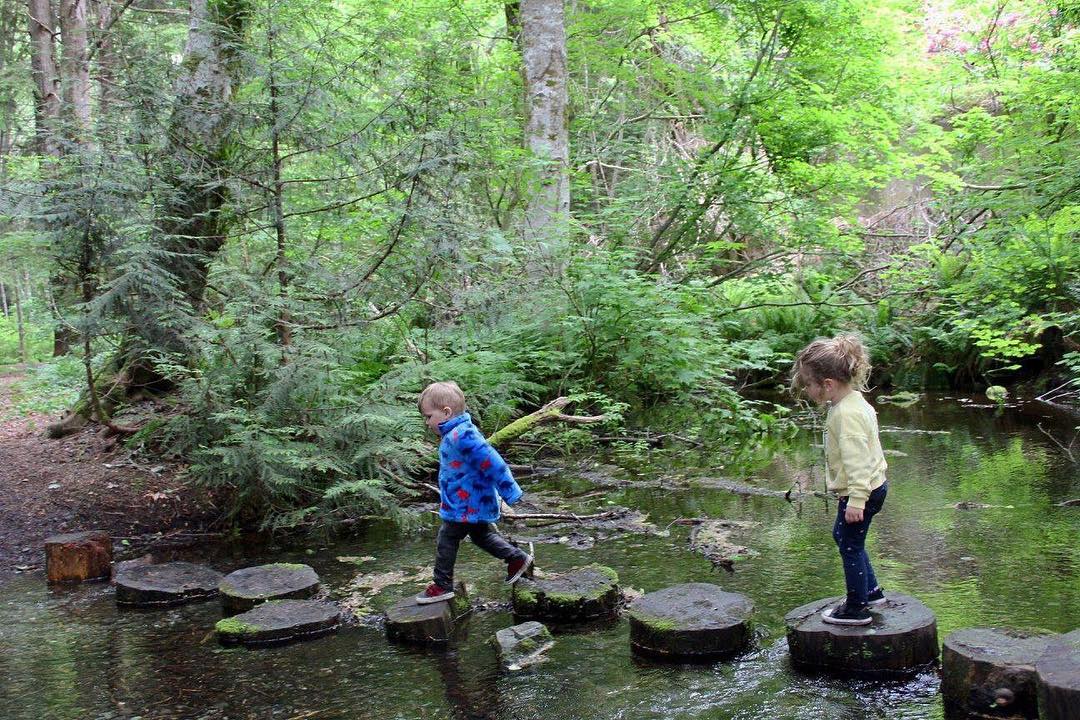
[627,583,753,661]
[784,593,938,677]
[1036,629,1080,720]
[941,627,1056,719]
[116,561,223,607]
[215,600,341,647]
[512,564,620,623]
[385,582,470,644]
[219,563,320,614]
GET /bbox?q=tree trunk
[59,0,91,141]
[0,280,8,316]
[267,19,290,350]
[92,0,116,118]
[27,0,61,157]
[520,0,569,262]
[14,281,27,363]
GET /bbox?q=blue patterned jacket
[437,413,522,523]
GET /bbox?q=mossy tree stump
[1037,629,1080,720]
[784,594,938,677]
[385,582,470,644]
[942,628,1056,719]
[215,600,341,647]
[116,562,223,607]
[44,531,112,583]
[219,563,320,614]
[627,583,753,661]
[512,564,621,623]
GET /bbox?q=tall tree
[520,0,569,262]
[26,0,60,157]
[58,0,91,141]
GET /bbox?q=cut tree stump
[115,561,223,607]
[494,621,555,671]
[512,564,621,623]
[385,582,470,644]
[941,628,1057,719]
[215,600,341,647]
[784,593,938,677]
[627,583,753,661]
[219,563,320,614]
[44,531,112,583]
[1036,629,1080,720]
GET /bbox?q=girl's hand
[844,505,864,524]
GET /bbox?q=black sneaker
[867,586,886,606]
[822,601,873,626]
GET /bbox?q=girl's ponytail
[793,333,872,392]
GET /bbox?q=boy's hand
[844,505,864,523]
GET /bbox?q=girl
[793,335,889,626]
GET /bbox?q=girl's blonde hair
[418,381,467,415]
[791,334,872,393]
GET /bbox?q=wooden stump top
[385,582,469,644]
[512,564,621,623]
[219,563,320,613]
[784,593,939,677]
[627,583,753,660]
[216,600,341,647]
[44,530,112,583]
[1036,629,1080,720]
[942,627,1056,719]
[115,562,223,607]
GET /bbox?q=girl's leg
[834,499,871,605]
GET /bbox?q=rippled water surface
[2,394,1077,719]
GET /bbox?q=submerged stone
[219,563,320,614]
[784,593,938,677]
[44,531,112,583]
[941,627,1056,719]
[1036,629,1080,720]
[494,621,555,671]
[512,564,620,623]
[627,583,753,661]
[115,561,223,607]
[385,582,469,644]
[215,600,341,647]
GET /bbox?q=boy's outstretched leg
[466,523,533,584]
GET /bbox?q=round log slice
[512,564,621,623]
[627,583,753,661]
[784,593,938,677]
[941,627,1056,719]
[219,563,320,614]
[1036,629,1080,720]
[385,582,470,644]
[115,562,224,607]
[215,600,341,647]
[44,531,112,583]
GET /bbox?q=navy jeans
[434,520,526,590]
[832,482,888,606]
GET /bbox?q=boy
[415,381,533,604]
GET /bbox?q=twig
[1037,423,1078,463]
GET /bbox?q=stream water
[1,393,1077,719]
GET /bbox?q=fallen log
[488,397,608,448]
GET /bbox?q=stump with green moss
[116,562,223,607]
[215,600,341,647]
[494,621,555,671]
[784,594,938,677]
[942,627,1057,719]
[385,582,470,644]
[512,564,621,623]
[219,563,320,614]
[627,583,753,661]
[1037,629,1080,720]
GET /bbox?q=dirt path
[0,373,220,579]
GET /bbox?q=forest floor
[0,371,221,579]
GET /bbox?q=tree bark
[92,0,116,118]
[267,18,290,350]
[27,0,61,156]
[13,281,27,362]
[0,279,8,316]
[520,0,569,261]
[59,0,92,141]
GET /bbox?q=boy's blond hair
[791,334,872,394]
[418,381,467,415]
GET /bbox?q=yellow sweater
[824,391,887,509]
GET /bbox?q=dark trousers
[434,520,526,590]
[832,481,888,606]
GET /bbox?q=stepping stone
[784,593,938,677]
[1037,629,1080,720]
[44,531,112,583]
[512,564,621,623]
[942,628,1056,719]
[115,561,224,607]
[627,583,753,661]
[219,563,320,614]
[494,621,555,671]
[385,582,469,644]
[215,600,341,647]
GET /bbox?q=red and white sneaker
[415,583,455,605]
[505,553,534,584]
